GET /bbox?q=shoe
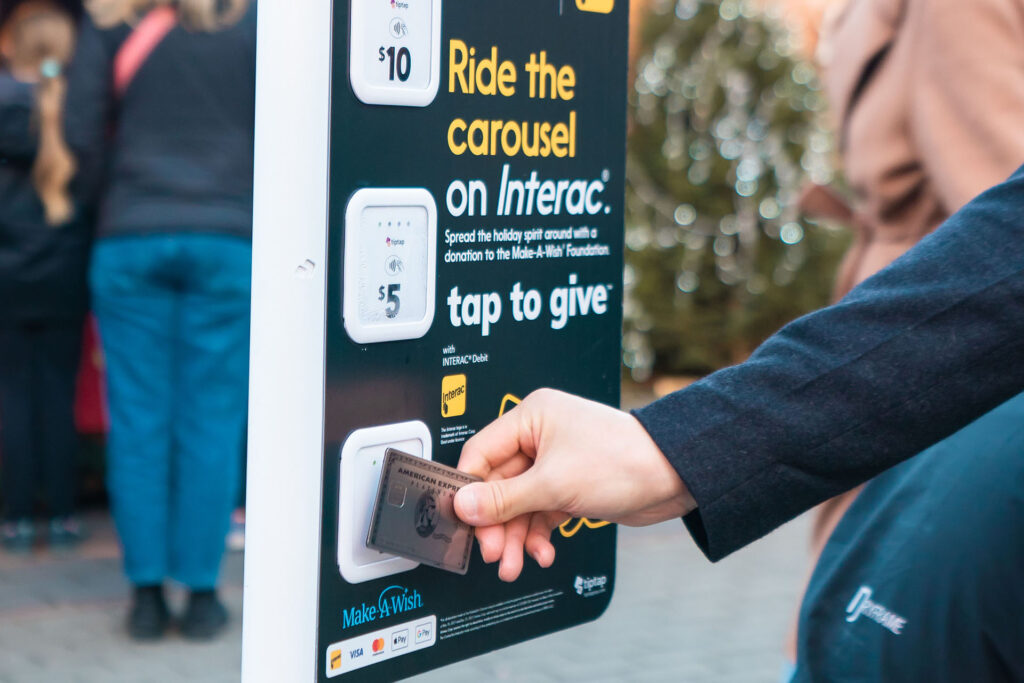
[1,519,35,553]
[180,589,228,641]
[48,516,87,549]
[127,585,170,641]
[225,508,245,552]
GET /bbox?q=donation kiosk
[243,1,628,680]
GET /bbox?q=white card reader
[337,421,433,584]
[349,0,442,107]
[343,188,438,345]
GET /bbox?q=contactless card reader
[343,188,437,344]
[338,421,433,583]
[349,0,442,107]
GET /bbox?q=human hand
[454,388,696,581]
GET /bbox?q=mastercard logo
[372,637,386,654]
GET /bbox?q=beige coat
[819,0,1024,297]
[787,0,1024,661]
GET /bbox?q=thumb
[455,470,553,526]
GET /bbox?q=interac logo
[576,0,614,13]
[442,374,467,418]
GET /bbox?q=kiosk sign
[244,1,628,681]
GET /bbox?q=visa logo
[349,647,364,659]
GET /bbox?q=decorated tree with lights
[623,0,848,379]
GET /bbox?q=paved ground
[413,517,810,683]
[0,385,811,682]
[0,519,245,683]
[0,511,809,683]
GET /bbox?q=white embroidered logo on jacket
[845,586,907,635]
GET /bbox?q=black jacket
[64,6,256,240]
[0,71,90,324]
[634,165,1024,562]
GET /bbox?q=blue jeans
[91,234,251,589]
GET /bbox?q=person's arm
[456,166,1024,578]
[0,71,38,159]
[635,167,1024,561]
[909,0,1024,211]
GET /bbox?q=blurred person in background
[789,0,1024,670]
[64,0,255,641]
[0,0,90,553]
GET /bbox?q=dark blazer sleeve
[0,72,37,159]
[634,165,1024,562]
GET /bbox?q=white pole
[242,1,333,680]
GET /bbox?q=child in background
[0,0,91,552]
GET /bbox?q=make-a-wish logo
[845,586,907,635]
[574,574,608,597]
[342,585,423,629]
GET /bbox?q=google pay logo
[576,0,614,13]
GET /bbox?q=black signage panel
[318,1,628,679]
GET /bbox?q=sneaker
[1,519,35,553]
[225,508,245,552]
[127,585,171,641]
[180,589,229,641]
[48,516,87,549]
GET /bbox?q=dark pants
[0,321,83,520]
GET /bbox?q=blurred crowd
[0,0,254,642]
